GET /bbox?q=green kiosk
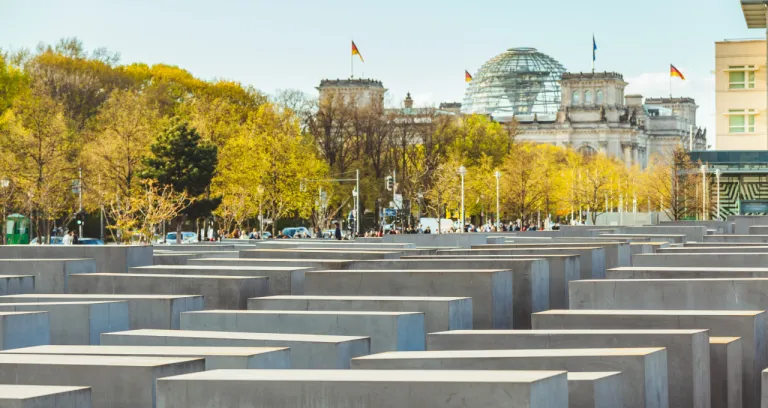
[5,214,29,245]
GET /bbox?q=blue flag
[593,35,597,62]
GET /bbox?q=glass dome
[462,47,566,121]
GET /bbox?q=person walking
[334,223,342,241]
[62,231,73,245]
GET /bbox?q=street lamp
[715,169,722,220]
[257,185,264,239]
[0,179,8,246]
[494,171,501,231]
[701,164,708,221]
[458,166,466,232]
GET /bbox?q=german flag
[352,41,364,63]
[670,64,685,80]
[465,70,473,83]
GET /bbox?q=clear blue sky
[0,0,760,146]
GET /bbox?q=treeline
[0,38,704,243]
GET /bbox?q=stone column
[632,143,639,166]
[598,140,608,155]
[621,142,632,166]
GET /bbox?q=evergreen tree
[141,118,220,242]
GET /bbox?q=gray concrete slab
[607,266,768,280]
[304,269,515,329]
[351,348,668,408]
[100,329,369,369]
[569,278,768,313]
[657,246,768,253]
[599,233,685,243]
[533,309,765,408]
[750,226,768,235]
[661,220,732,234]
[452,246,605,278]
[728,215,768,235]
[239,249,401,260]
[0,246,151,273]
[0,354,203,408]
[428,329,708,408]
[248,295,471,336]
[154,244,243,252]
[704,235,768,243]
[379,233,505,248]
[129,265,310,295]
[0,294,203,330]
[0,385,91,408]
[156,369,569,408]
[187,258,353,270]
[2,345,291,370]
[344,259,549,327]
[633,252,768,267]
[0,259,96,293]
[180,309,424,353]
[0,301,128,345]
[257,241,416,250]
[153,253,200,266]
[487,241,630,268]
[68,273,267,309]
[711,337,742,408]
[568,372,623,408]
[0,311,50,350]
[620,226,707,242]
[402,255,577,310]
[0,276,33,296]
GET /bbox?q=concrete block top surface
[312,269,514,274]
[0,258,93,262]
[611,266,768,272]
[432,329,708,336]
[1,345,289,357]
[0,294,203,300]
[160,369,568,383]
[244,249,400,255]
[710,337,741,345]
[577,277,768,283]
[0,353,203,367]
[192,258,352,263]
[78,273,265,279]
[567,372,622,381]
[354,348,666,359]
[107,329,369,343]
[185,310,423,317]
[535,309,764,316]
[133,265,312,271]
[252,295,471,301]
[0,384,91,398]
[0,311,46,318]
[0,301,124,307]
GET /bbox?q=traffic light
[75,210,85,226]
[385,176,393,191]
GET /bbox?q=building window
[572,90,580,105]
[729,66,756,89]
[584,90,592,104]
[729,109,756,133]
[578,145,596,157]
[596,90,604,104]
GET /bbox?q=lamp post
[257,185,264,239]
[701,164,707,221]
[458,166,466,233]
[0,179,8,245]
[715,168,722,220]
[494,171,501,230]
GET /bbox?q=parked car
[165,231,199,244]
[281,227,312,238]
[29,236,103,245]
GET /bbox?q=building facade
[509,72,705,168]
[317,78,387,109]
[715,39,767,150]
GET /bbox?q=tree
[500,142,546,225]
[424,152,462,231]
[575,153,622,224]
[642,146,701,220]
[0,88,78,242]
[141,119,220,243]
[466,153,497,225]
[84,89,160,205]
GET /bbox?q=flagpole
[669,64,672,98]
[591,34,595,74]
[351,40,354,79]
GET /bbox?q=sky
[0,0,761,147]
